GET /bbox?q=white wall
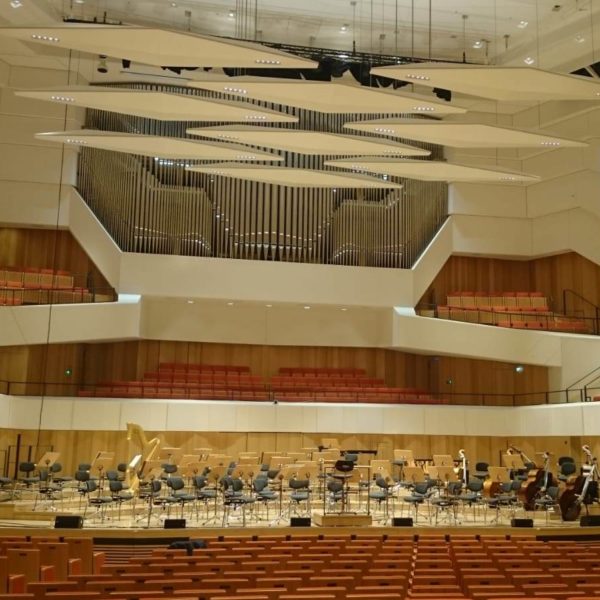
[2,394,599,437]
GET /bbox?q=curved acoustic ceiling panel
[15,87,298,123]
[0,26,317,69]
[35,130,283,161]
[187,164,402,188]
[344,119,588,148]
[187,125,430,156]
[188,79,467,115]
[370,63,600,101]
[325,158,540,184]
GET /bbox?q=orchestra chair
[82,480,112,522]
[472,462,489,480]
[108,479,135,520]
[401,482,432,523]
[368,475,394,524]
[17,463,39,489]
[533,485,560,524]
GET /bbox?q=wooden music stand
[261,451,278,465]
[231,464,258,480]
[91,451,115,478]
[159,447,183,464]
[287,452,309,462]
[502,454,525,470]
[207,454,232,468]
[140,459,162,480]
[429,466,458,483]
[394,449,415,466]
[269,456,293,469]
[279,464,300,481]
[36,452,60,470]
[238,456,260,465]
[295,461,319,480]
[488,466,511,483]
[181,462,203,478]
[321,438,340,449]
[403,466,426,484]
[370,459,392,479]
[194,448,212,460]
[433,454,454,467]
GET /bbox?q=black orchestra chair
[369,475,395,523]
[330,459,354,511]
[402,481,432,522]
[221,476,255,526]
[534,485,560,524]
[108,479,134,520]
[254,476,278,518]
[83,479,112,522]
[473,462,489,480]
[18,462,39,488]
[288,477,311,515]
[558,460,577,482]
[459,478,484,521]
[164,476,196,517]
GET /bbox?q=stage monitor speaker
[54,515,83,529]
[392,517,413,527]
[164,519,186,529]
[511,518,533,528]
[290,517,311,527]
[580,515,600,527]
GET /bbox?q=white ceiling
[187,163,402,188]
[189,79,466,115]
[344,118,588,148]
[0,25,317,68]
[325,158,540,184]
[370,63,600,101]
[187,125,430,156]
[35,130,284,161]
[16,87,298,122]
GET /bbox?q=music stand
[370,459,392,480]
[194,448,212,460]
[502,454,525,470]
[394,449,415,466]
[269,456,292,470]
[321,438,340,449]
[238,456,260,465]
[287,452,308,462]
[402,466,426,484]
[159,447,183,464]
[36,452,60,471]
[488,466,511,483]
[91,451,114,489]
[433,454,454,467]
[429,466,458,484]
[207,454,232,468]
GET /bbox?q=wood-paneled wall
[0,227,112,292]
[0,341,549,405]
[0,427,589,479]
[421,252,600,315]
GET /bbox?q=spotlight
[10,0,22,7]
[97,55,108,74]
[472,40,484,49]
[523,56,535,65]
[340,24,349,32]
[228,10,235,17]
[515,365,525,374]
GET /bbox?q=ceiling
[325,158,540,183]
[187,126,430,157]
[187,163,402,188]
[344,118,588,148]
[16,87,298,122]
[35,130,284,161]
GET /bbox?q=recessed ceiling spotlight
[523,56,535,65]
[472,40,484,49]
[303,306,311,310]
[517,20,529,29]
[265,304,272,308]
[540,141,560,147]
[228,10,235,17]
[74,0,85,3]
[171,1,177,6]
[575,35,585,43]
[227,301,234,306]
[10,0,22,7]
[341,307,348,312]
[187,300,194,304]
[340,24,349,32]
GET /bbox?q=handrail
[0,378,590,406]
[567,364,600,390]
[563,288,600,335]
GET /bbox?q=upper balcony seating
[78,364,445,405]
[436,291,590,334]
[0,267,113,306]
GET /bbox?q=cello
[523,451,555,511]
[559,445,598,521]
[507,445,539,510]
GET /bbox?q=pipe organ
[77,83,447,268]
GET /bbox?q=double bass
[559,445,599,521]
[523,451,555,511]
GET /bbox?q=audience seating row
[0,532,597,600]
[447,291,549,310]
[77,364,444,404]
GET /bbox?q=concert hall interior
[3,0,600,597]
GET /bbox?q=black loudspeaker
[580,515,600,527]
[392,517,414,527]
[164,519,186,529]
[511,518,534,528]
[290,517,311,527]
[54,515,83,529]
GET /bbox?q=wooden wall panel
[0,427,595,479]
[420,251,600,315]
[0,227,113,293]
